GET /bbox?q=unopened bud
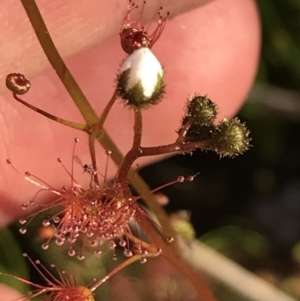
[212,117,251,157]
[6,73,31,95]
[117,47,164,108]
[185,95,217,126]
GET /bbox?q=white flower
[117,47,165,108]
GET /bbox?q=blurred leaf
[0,228,28,294]
[201,225,270,258]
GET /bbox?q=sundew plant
[0,1,251,301]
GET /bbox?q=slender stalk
[116,108,142,186]
[116,149,138,186]
[135,177,181,198]
[133,109,143,148]
[13,94,87,131]
[97,90,118,128]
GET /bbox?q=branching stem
[21,0,178,247]
[20,1,216,300]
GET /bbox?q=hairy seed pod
[186,95,218,126]
[212,117,251,157]
[6,73,31,95]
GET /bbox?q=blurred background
[1,0,300,300]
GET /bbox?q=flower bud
[6,73,31,95]
[185,95,217,126]
[117,47,165,108]
[212,117,251,157]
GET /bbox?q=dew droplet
[90,240,97,247]
[42,219,50,227]
[112,254,118,261]
[105,150,112,156]
[81,226,88,233]
[68,236,76,244]
[135,245,143,254]
[187,175,194,182]
[74,138,80,143]
[19,227,27,234]
[109,241,116,250]
[21,203,29,210]
[119,240,127,247]
[94,250,102,256]
[177,176,185,183]
[140,257,147,264]
[87,231,94,238]
[56,230,63,237]
[53,217,60,224]
[77,254,85,260]
[42,243,49,250]
[68,248,76,257]
[115,183,122,189]
[56,238,65,246]
[166,236,174,243]
[19,218,27,225]
[123,249,133,257]
[142,249,149,255]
